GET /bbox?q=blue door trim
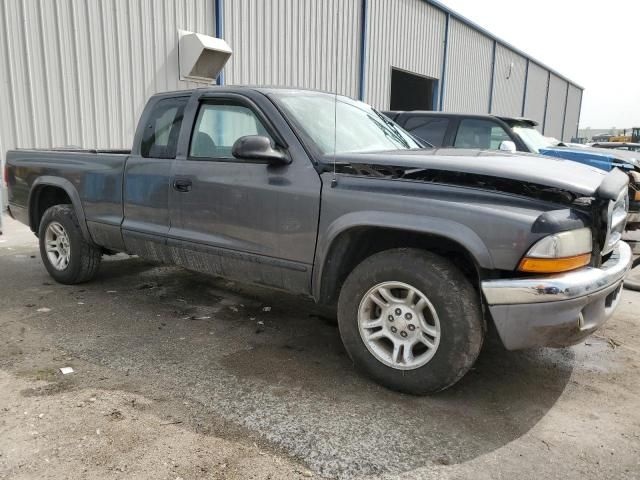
[576,89,583,138]
[358,0,368,101]
[488,40,497,113]
[521,59,529,116]
[561,82,569,141]
[542,71,550,133]
[438,12,450,111]
[215,0,224,85]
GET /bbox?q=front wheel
[38,204,102,284]
[337,248,484,395]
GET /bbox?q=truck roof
[383,110,539,127]
[149,85,342,99]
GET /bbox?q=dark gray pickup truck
[5,87,633,394]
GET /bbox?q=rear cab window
[141,97,188,159]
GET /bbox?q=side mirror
[232,135,290,165]
[499,140,517,153]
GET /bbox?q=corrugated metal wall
[563,84,582,141]
[0,0,215,165]
[523,62,548,131]
[443,18,493,113]
[490,44,527,117]
[363,0,445,109]
[544,73,567,139]
[222,0,361,99]
[0,0,585,173]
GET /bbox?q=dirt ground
[1,214,640,479]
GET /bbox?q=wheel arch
[312,212,494,306]
[28,177,93,243]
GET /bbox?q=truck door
[167,92,321,294]
[121,95,189,258]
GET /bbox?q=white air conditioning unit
[178,29,232,83]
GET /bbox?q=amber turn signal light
[518,253,591,273]
[634,189,640,202]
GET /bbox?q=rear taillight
[3,163,8,185]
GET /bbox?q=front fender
[311,210,494,300]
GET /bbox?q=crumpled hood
[327,148,612,197]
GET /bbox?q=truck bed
[6,149,129,240]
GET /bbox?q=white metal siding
[443,18,493,114]
[523,62,548,132]
[563,84,582,141]
[544,73,567,139]
[490,44,526,117]
[222,0,361,99]
[0,0,215,165]
[363,0,445,109]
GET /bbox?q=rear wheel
[337,248,484,394]
[38,204,102,284]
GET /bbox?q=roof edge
[423,0,584,90]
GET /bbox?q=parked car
[5,88,632,394]
[384,111,640,238]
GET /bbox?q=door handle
[173,178,192,192]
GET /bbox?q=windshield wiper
[369,110,414,148]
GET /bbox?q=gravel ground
[1,214,639,479]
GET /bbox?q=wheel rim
[44,221,71,271]
[358,281,441,370]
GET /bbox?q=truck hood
[326,148,620,199]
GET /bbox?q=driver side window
[454,119,511,150]
[189,103,272,159]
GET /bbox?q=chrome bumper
[482,241,632,305]
[482,242,632,350]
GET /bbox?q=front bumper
[481,241,632,350]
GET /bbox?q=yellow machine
[609,128,640,143]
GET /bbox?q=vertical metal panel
[563,84,582,141]
[443,18,493,113]
[490,44,527,117]
[523,62,548,131]
[222,0,361,99]
[544,73,567,139]
[0,0,215,168]
[363,0,445,109]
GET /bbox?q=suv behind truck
[5,88,633,394]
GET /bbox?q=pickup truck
[6,87,633,394]
[384,111,640,241]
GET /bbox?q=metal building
[0,0,583,170]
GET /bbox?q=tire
[38,204,102,284]
[337,248,484,395]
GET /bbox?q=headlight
[518,228,592,273]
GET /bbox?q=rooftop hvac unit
[178,29,232,83]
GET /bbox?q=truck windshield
[512,124,555,153]
[272,92,422,155]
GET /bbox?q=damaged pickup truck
[5,88,633,394]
